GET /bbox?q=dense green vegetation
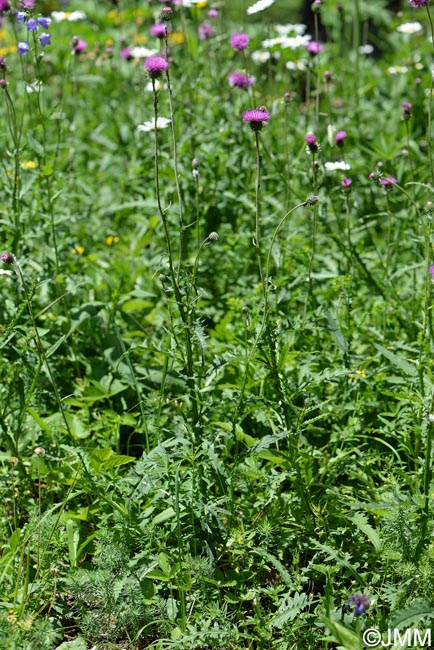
[1,0,434,648]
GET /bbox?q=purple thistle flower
[230,32,249,50]
[144,55,168,78]
[21,0,35,7]
[347,594,370,616]
[430,264,434,276]
[0,0,10,12]
[17,40,29,55]
[379,176,397,187]
[336,130,347,146]
[72,38,87,53]
[38,16,52,29]
[408,0,428,6]
[306,40,323,55]
[160,6,173,21]
[198,21,214,41]
[26,17,38,31]
[305,132,319,154]
[120,46,133,60]
[243,107,270,131]
[341,177,352,188]
[150,22,166,38]
[208,8,218,18]
[229,71,254,89]
[1,252,14,264]
[39,32,51,47]
[402,102,412,120]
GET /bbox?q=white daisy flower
[387,66,408,74]
[130,46,158,59]
[51,10,86,22]
[285,59,306,71]
[358,44,374,55]
[397,22,423,34]
[324,161,351,171]
[247,0,274,15]
[137,118,171,132]
[274,24,307,35]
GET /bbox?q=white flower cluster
[51,11,86,22]
[247,0,275,15]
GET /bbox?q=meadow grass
[1,0,434,648]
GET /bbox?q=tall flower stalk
[146,56,200,433]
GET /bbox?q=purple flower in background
[150,22,166,38]
[16,10,26,22]
[39,32,51,47]
[306,40,323,55]
[305,133,319,153]
[120,46,132,60]
[242,107,270,131]
[208,8,218,17]
[230,32,249,50]
[408,0,428,6]
[144,55,168,78]
[379,176,397,187]
[20,0,35,7]
[341,177,352,188]
[430,264,434,276]
[17,40,29,54]
[38,16,52,29]
[0,0,10,12]
[402,102,412,120]
[71,37,87,53]
[229,71,254,89]
[336,130,347,146]
[198,22,214,40]
[26,17,38,30]
[347,594,370,616]
[1,252,14,264]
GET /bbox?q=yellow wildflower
[20,161,37,169]
[71,245,85,255]
[169,31,185,45]
[105,235,119,246]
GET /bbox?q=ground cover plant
[2,0,434,648]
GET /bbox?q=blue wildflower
[347,594,370,616]
[17,41,29,54]
[38,16,52,29]
[39,32,51,47]
[26,17,38,31]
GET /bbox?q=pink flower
[144,55,168,78]
[306,40,323,55]
[150,23,167,38]
[230,32,249,50]
[242,107,270,131]
[71,37,87,53]
[229,72,254,89]
[198,22,214,40]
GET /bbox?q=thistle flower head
[144,55,168,78]
[230,32,249,50]
[229,71,254,89]
[242,107,270,131]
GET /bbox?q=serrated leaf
[389,600,434,629]
[348,512,382,552]
[374,343,417,377]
